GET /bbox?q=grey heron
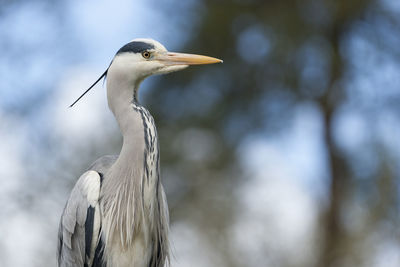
[57,38,222,267]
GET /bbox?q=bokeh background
[1,0,400,266]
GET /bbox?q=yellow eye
[142,51,151,59]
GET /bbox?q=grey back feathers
[58,170,102,267]
[89,155,118,175]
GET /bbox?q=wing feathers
[58,170,102,267]
[85,206,95,258]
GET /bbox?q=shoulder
[60,170,102,236]
[88,155,118,175]
[75,171,102,206]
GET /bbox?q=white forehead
[130,38,168,52]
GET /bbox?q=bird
[57,38,222,267]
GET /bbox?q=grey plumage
[57,38,221,267]
[58,170,102,267]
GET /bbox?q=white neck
[100,53,170,265]
[101,59,148,250]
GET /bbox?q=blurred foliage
[146,0,400,266]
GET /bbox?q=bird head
[112,38,222,79]
[69,38,222,107]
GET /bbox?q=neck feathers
[102,63,170,265]
[101,102,146,246]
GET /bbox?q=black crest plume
[69,68,109,108]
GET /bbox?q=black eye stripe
[116,41,155,55]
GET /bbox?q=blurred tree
[147,0,400,266]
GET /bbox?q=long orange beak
[156,52,223,65]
